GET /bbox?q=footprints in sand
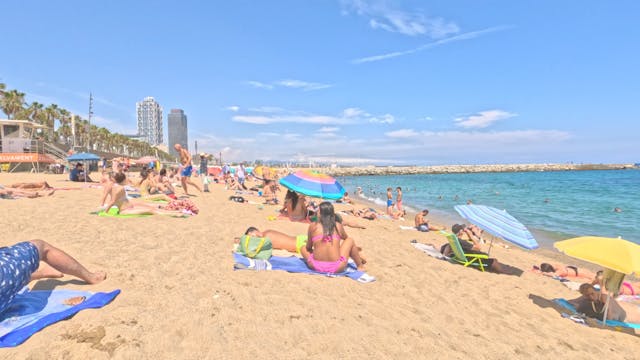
[61,325,133,356]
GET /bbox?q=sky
[1,0,639,165]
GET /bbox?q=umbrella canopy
[135,156,158,165]
[554,236,640,275]
[454,204,539,250]
[67,152,100,161]
[279,170,345,200]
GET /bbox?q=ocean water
[338,169,640,246]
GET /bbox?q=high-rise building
[136,97,163,145]
[168,109,188,157]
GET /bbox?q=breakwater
[317,163,633,177]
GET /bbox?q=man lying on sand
[1,239,106,314]
[243,227,308,254]
[0,184,55,199]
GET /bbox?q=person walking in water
[174,144,202,196]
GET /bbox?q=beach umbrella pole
[602,294,611,327]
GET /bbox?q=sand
[0,172,638,360]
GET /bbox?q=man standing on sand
[174,144,202,195]
[396,187,403,212]
[386,187,394,215]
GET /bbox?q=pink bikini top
[310,233,342,243]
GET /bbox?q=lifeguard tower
[0,119,60,172]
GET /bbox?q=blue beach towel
[553,298,640,329]
[0,288,120,347]
[233,253,375,283]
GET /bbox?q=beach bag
[236,235,272,259]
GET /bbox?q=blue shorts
[387,199,393,207]
[181,165,193,177]
[0,242,40,314]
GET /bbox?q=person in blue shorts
[0,240,106,314]
[174,144,202,195]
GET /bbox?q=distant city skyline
[1,1,639,165]
[168,109,188,157]
[136,97,163,146]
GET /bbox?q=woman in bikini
[532,262,595,280]
[100,172,183,216]
[138,169,173,201]
[284,191,308,222]
[300,202,366,273]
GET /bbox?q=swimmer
[613,207,622,213]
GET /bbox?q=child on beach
[300,202,366,273]
[386,187,394,215]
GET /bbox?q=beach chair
[440,231,490,272]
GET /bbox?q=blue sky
[1,0,639,165]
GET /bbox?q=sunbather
[243,227,307,254]
[0,186,55,199]
[571,283,640,323]
[299,202,366,273]
[283,191,308,222]
[6,181,52,190]
[441,224,504,273]
[99,172,185,216]
[532,262,595,280]
[0,239,106,314]
[414,209,444,232]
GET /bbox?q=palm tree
[0,89,26,119]
[0,82,6,97]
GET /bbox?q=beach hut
[0,119,57,172]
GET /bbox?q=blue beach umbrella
[279,170,345,200]
[454,204,539,250]
[66,152,100,161]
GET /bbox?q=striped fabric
[454,205,539,250]
[279,170,345,200]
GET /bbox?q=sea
[337,169,640,247]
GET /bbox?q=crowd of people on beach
[2,144,639,337]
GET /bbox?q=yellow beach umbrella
[554,236,640,275]
[554,236,640,326]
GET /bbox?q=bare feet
[86,271,107,284]
[63,296,86,306]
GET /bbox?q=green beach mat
[93,207,152,218]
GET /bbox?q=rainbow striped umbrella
[279,170,345,200]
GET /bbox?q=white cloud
[247,81,274,90]
[232,107,394,125]
[247,79,332,91]
[275,79,332,91]
[384,129,571,144]
[369,113,395,124]
[385,129,419,138]
[248,106,285,113]
[454,109,517,129]
[318,126,340,133]
[191,126,572,165]
[352,26,511,64]
[342,0,459,38]
[226,106,240,112]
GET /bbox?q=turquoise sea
[338,169,640,246]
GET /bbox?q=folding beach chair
[440,231,490,272]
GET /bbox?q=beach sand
[1,172,638,359]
